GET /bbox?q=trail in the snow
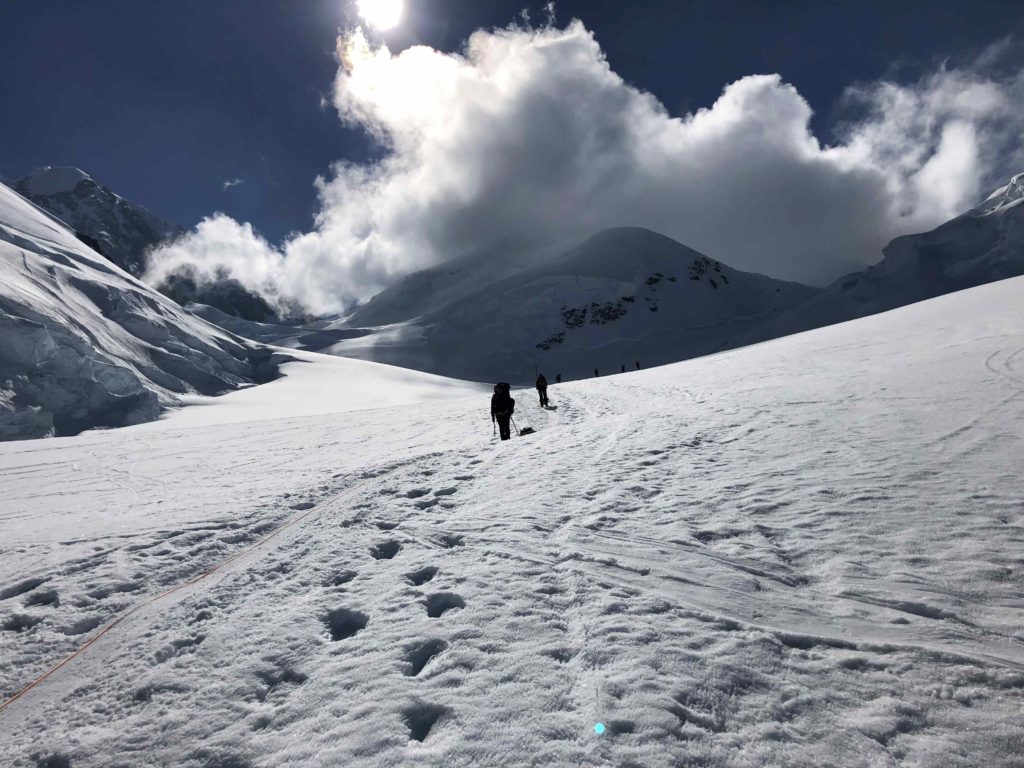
[2,278,1024,767]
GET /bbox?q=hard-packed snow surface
[1,276,1023,767]
[339,228,816,383]
[0,181,276,440]
[14,167,183,276]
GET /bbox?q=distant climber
[594,368,599,377]
[621,364,626,373]
[491,382,515,441]
[536,373,549,407]
[635,361,640,370]
[556,374,562,384]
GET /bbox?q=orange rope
[0,479,369,715]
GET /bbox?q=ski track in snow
[2,279,1024,766]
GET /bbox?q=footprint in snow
[371,541,402,560]
[403,639,449,677]
[403,703,450,742]
[324,608,369,641]
[325,569,358,587]
[424,592,465,618]
[0,577,48,600]
[434,533,464,549]
[405,566,439,586]
[24,589,59,607]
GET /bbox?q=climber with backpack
[491,382,515,441]
[535,373,549,407]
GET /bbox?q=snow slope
[14,167,183,277]
[339,228,817,383]
[1,276,1022,767]
[0,181,277,440]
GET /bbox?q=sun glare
[357,0,405,31]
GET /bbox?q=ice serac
[14,166,183,276]
[341,227,818,382]
[0,181,278,441]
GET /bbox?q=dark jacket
[491,392,515,419]
[536,375,548,390]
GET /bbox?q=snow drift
[0,181,277,440]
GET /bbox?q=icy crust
[0,182,275,440]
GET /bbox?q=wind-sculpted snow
[0,182,277,440]
[1,277,1022,766]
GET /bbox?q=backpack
[496,382,511,394]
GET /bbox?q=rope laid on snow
[0,477,372,715]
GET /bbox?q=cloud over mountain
[146,21,1024,315]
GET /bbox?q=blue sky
[3,0,1022,244]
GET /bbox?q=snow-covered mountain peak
[978,171,1024,214]
[17,166,95,197]
[13,167,181,276]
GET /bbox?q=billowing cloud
[146,21,1024,316]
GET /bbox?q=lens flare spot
[357,0,405,31]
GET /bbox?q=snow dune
[1,276,1023,767]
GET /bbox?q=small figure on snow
[536,373,549,407]
[491,382,515,441]
[556,374,562,384]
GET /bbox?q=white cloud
[222,178,244,191]
[147,22,1024,315]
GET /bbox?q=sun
[357,0,405,31]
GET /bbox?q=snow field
[1,277,1023,766]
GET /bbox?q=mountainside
[0,181,278,440]
[2,276,1022,767]
[14,167,182,276]
[340,228,818,382]
[14,167,281,322]
[738,172,1024,343]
